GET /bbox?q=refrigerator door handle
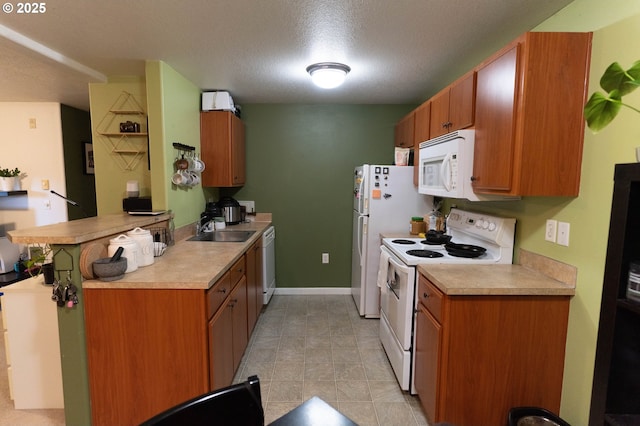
[357,215,367,265]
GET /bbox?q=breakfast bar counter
[7,212,174,245]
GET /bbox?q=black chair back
[140,375,264,426]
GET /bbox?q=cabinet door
[448,72,475,131]
[472,45,518,193]
[429,89,450,138]
[201,111,245,187]
[231,114,245,185]
[394,112,415,148]
[231,276,248,373]
[245,239,264,338]
[415,303,442,424]
[209,303,234,391]
[413,102,431,186]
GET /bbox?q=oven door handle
[384,250,413,300]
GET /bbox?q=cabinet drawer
[229,257,246,286]
[418,273,444,322]
[207,272,231,319]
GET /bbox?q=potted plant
[24,243,55,284]
[0,167,21,191]
[584,60,640,132]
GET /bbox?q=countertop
[7,212,173,245]
[417,263,575,296]
[82,220,272,290]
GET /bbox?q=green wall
[61,104,96,219]
[145,61,206,228]
[229,104,415,288]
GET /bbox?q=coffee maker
[200,202,223,227]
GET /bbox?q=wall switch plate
[545,219,557,242]
[557,222,570,246]
[322,253,329,264]
[41,179,49,190]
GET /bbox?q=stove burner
[406,249,444,258]
[421,240,444,246]
[391,239,417,245]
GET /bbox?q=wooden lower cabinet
[246,240,263,335]
[209,299,234,391]
[415,273,570,426]
[230,276,248,373]
[85,289,210,426]
[85,259,258,425]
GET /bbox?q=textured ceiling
[0,0,574,111]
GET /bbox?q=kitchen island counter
[417,263,575,296]
[82,219,272,290]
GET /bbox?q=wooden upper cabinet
[429,71,475,138]
[413,101,431,185]
[394,112,415,148]
[472,32,592,197]
[201,111,245,187]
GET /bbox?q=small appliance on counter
[200,201,223,227]
[218,196,244,225]
[122,196,152,212]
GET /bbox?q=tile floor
[233,294,430,425]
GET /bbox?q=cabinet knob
[470,176,477,182]
[423,292,429,299]
[219,288,227,294]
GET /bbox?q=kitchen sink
[187,230,256,242]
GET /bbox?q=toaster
[201,91,236,112]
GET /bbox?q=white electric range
[378,208,516,393]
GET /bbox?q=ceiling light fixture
[306,62,351,89]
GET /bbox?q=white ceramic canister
[126,227,154,267]
[108,234,139,273]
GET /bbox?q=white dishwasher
[262,226,276,304]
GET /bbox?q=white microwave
[418,130,475,199]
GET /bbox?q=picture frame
[83,142,95,175]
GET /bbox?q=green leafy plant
[584,60,640,132]
[0,167,21,177]
[24,243,52,276]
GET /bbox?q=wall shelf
[0,190,27,197]
[96,91,148,171]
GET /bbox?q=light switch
[41,179,49,190]
[557,222,570,246]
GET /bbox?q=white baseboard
[274,287,352,296]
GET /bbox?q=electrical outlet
[557,222,570,246]
[545,219,557,242]
[238,200,255,213]
[322,253,329,264]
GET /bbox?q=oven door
[379,246,415,350]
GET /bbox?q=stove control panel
[447,208,515,245]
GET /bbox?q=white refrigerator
[351,165,432,317]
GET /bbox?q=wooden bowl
[92,257,127,281]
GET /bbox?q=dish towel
[377,248,390,288]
